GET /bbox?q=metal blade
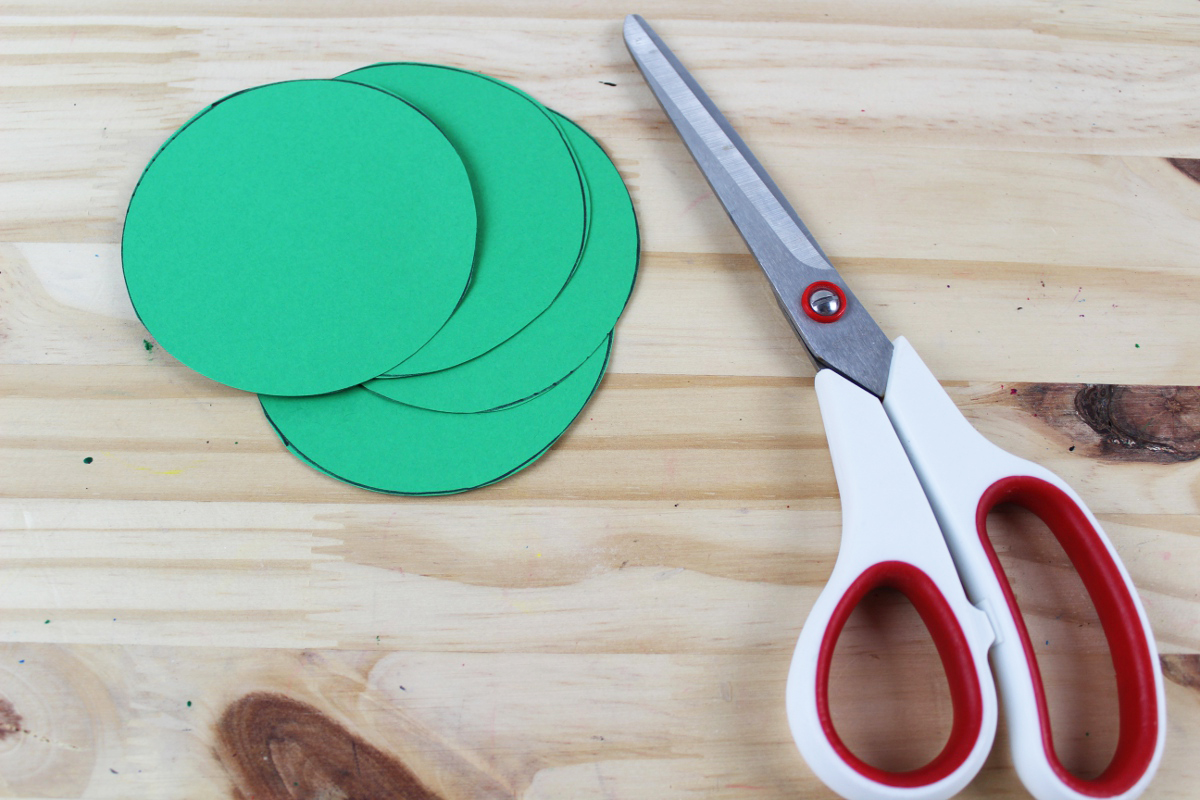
[624,14,893,397]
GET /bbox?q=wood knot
[0,697,22,740]
[1168,158,1200,184]
[1161,653,1200,691]
[215,692,443,800]
[1074,385,1200,462]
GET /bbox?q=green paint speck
[1135,343,1140,348]
[44,619,50,624]
[143,339,154,352]
[186,700,192,707]
[83,456,93,464]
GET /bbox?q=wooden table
[2,3,1198,797]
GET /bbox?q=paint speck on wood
[1161,654,1200,690]
[215,692,443,800]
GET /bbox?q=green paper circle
[364,113,638,412]
[122,79,477,395]
[339,64,587,375]
[260,336,611,495]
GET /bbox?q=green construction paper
[288,435,556,493]
[363,114,638,413]
[122,79,476,396]
[259,335,611,495]
[338,64,587,376]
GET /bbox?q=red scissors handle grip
[813,560,986,788]
[788,368,999,800]
[884,338,1165,800]
[975,476,1161,796]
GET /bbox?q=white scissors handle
[884,339,1166,800]
[788,340,1166,800]
[787,366,998,800]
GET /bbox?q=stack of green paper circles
[122,64,638,495]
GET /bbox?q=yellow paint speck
[104,452,203,476]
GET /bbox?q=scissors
[624,15,1165,800]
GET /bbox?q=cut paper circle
[364,113,638,413]
[259,335,611,495]
[122,79,477,396]
[339,64,587,376]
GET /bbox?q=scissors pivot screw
[802,281,847,323]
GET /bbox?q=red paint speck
[1010,389,1018,395]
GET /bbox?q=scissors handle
[787,368,999,800]
[883,338,1165,800]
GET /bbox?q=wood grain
[1,2,1199,798]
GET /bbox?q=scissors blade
[624,14,894,397]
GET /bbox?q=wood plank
[6,247,1200,383]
